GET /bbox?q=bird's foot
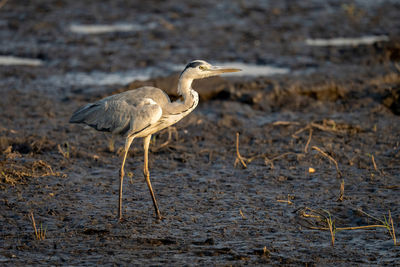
[118,216,126,223]
[156,212,164,221]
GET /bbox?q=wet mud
[1,0,400,265]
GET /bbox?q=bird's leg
[118,136,134,221]
[143,135,162,220]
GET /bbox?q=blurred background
[1,0,399,81]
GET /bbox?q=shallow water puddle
[48,67,168,86]
[50,62,290,87]
[0,56,43,66]
[306,35,389,46]
[49,70,150,86]
[69,23,157,34]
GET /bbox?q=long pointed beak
[209,66,241,75]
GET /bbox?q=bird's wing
[70,97,162,136]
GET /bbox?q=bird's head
[180,60,241,80]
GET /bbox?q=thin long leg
[143,135,162,219]
[118,136,134,220]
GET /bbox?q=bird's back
[70,86,170,136]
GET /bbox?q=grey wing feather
[70,96,162,136]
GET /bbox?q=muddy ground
[1,0,400,265]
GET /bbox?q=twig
[310,122,344,134]
[277,194,293,205]
[30,212,38,239]
[312,146,342,177]
[234,132,247,169]
[292,121,345,139]
[304,128,313,153]
[277,199,293,205]
[272,121,301,126]
[239,209,246,219]
[370,154,383,175]
[306,225,388,231]
[337,179,344,202]
[300,209,321,218]
[292,125,310,139]
[388,211,397,245]
[371,154,378,172]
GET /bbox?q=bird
[70,60,241,220]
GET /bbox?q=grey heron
[70,60,241,220]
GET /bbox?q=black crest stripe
[180,61,203,77]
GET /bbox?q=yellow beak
[208,66,242,75]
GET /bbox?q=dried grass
[299,207,397,246]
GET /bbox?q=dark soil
[1,0,399,265]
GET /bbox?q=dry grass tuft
[57,143,70,159]
[29,212,46,241]
[0,159,63,188]
[234,132,248,169]
[299,207,398,246]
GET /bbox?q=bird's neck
[162,75,198,118]
[177,76,195,105]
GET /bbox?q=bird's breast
[134,90,199,138]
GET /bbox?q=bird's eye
[199,65,207,70]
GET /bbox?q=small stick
[312,146,342,177]
[327,216,335,246]
[277,195,293,205]
[337,179,344,202]
[388,210,397,245]
[30,212,39,239]
[239,209,246,219]
[310,122,344,134]
[277,199,293,205]
[304,128,313,153]
[306,225,388,231]
[371,154,381,174]
[272,121,301,126]
[300,210,321,219]
[234,132,247,168]
[292,125,310,139]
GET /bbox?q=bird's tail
[69,103,97,124]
